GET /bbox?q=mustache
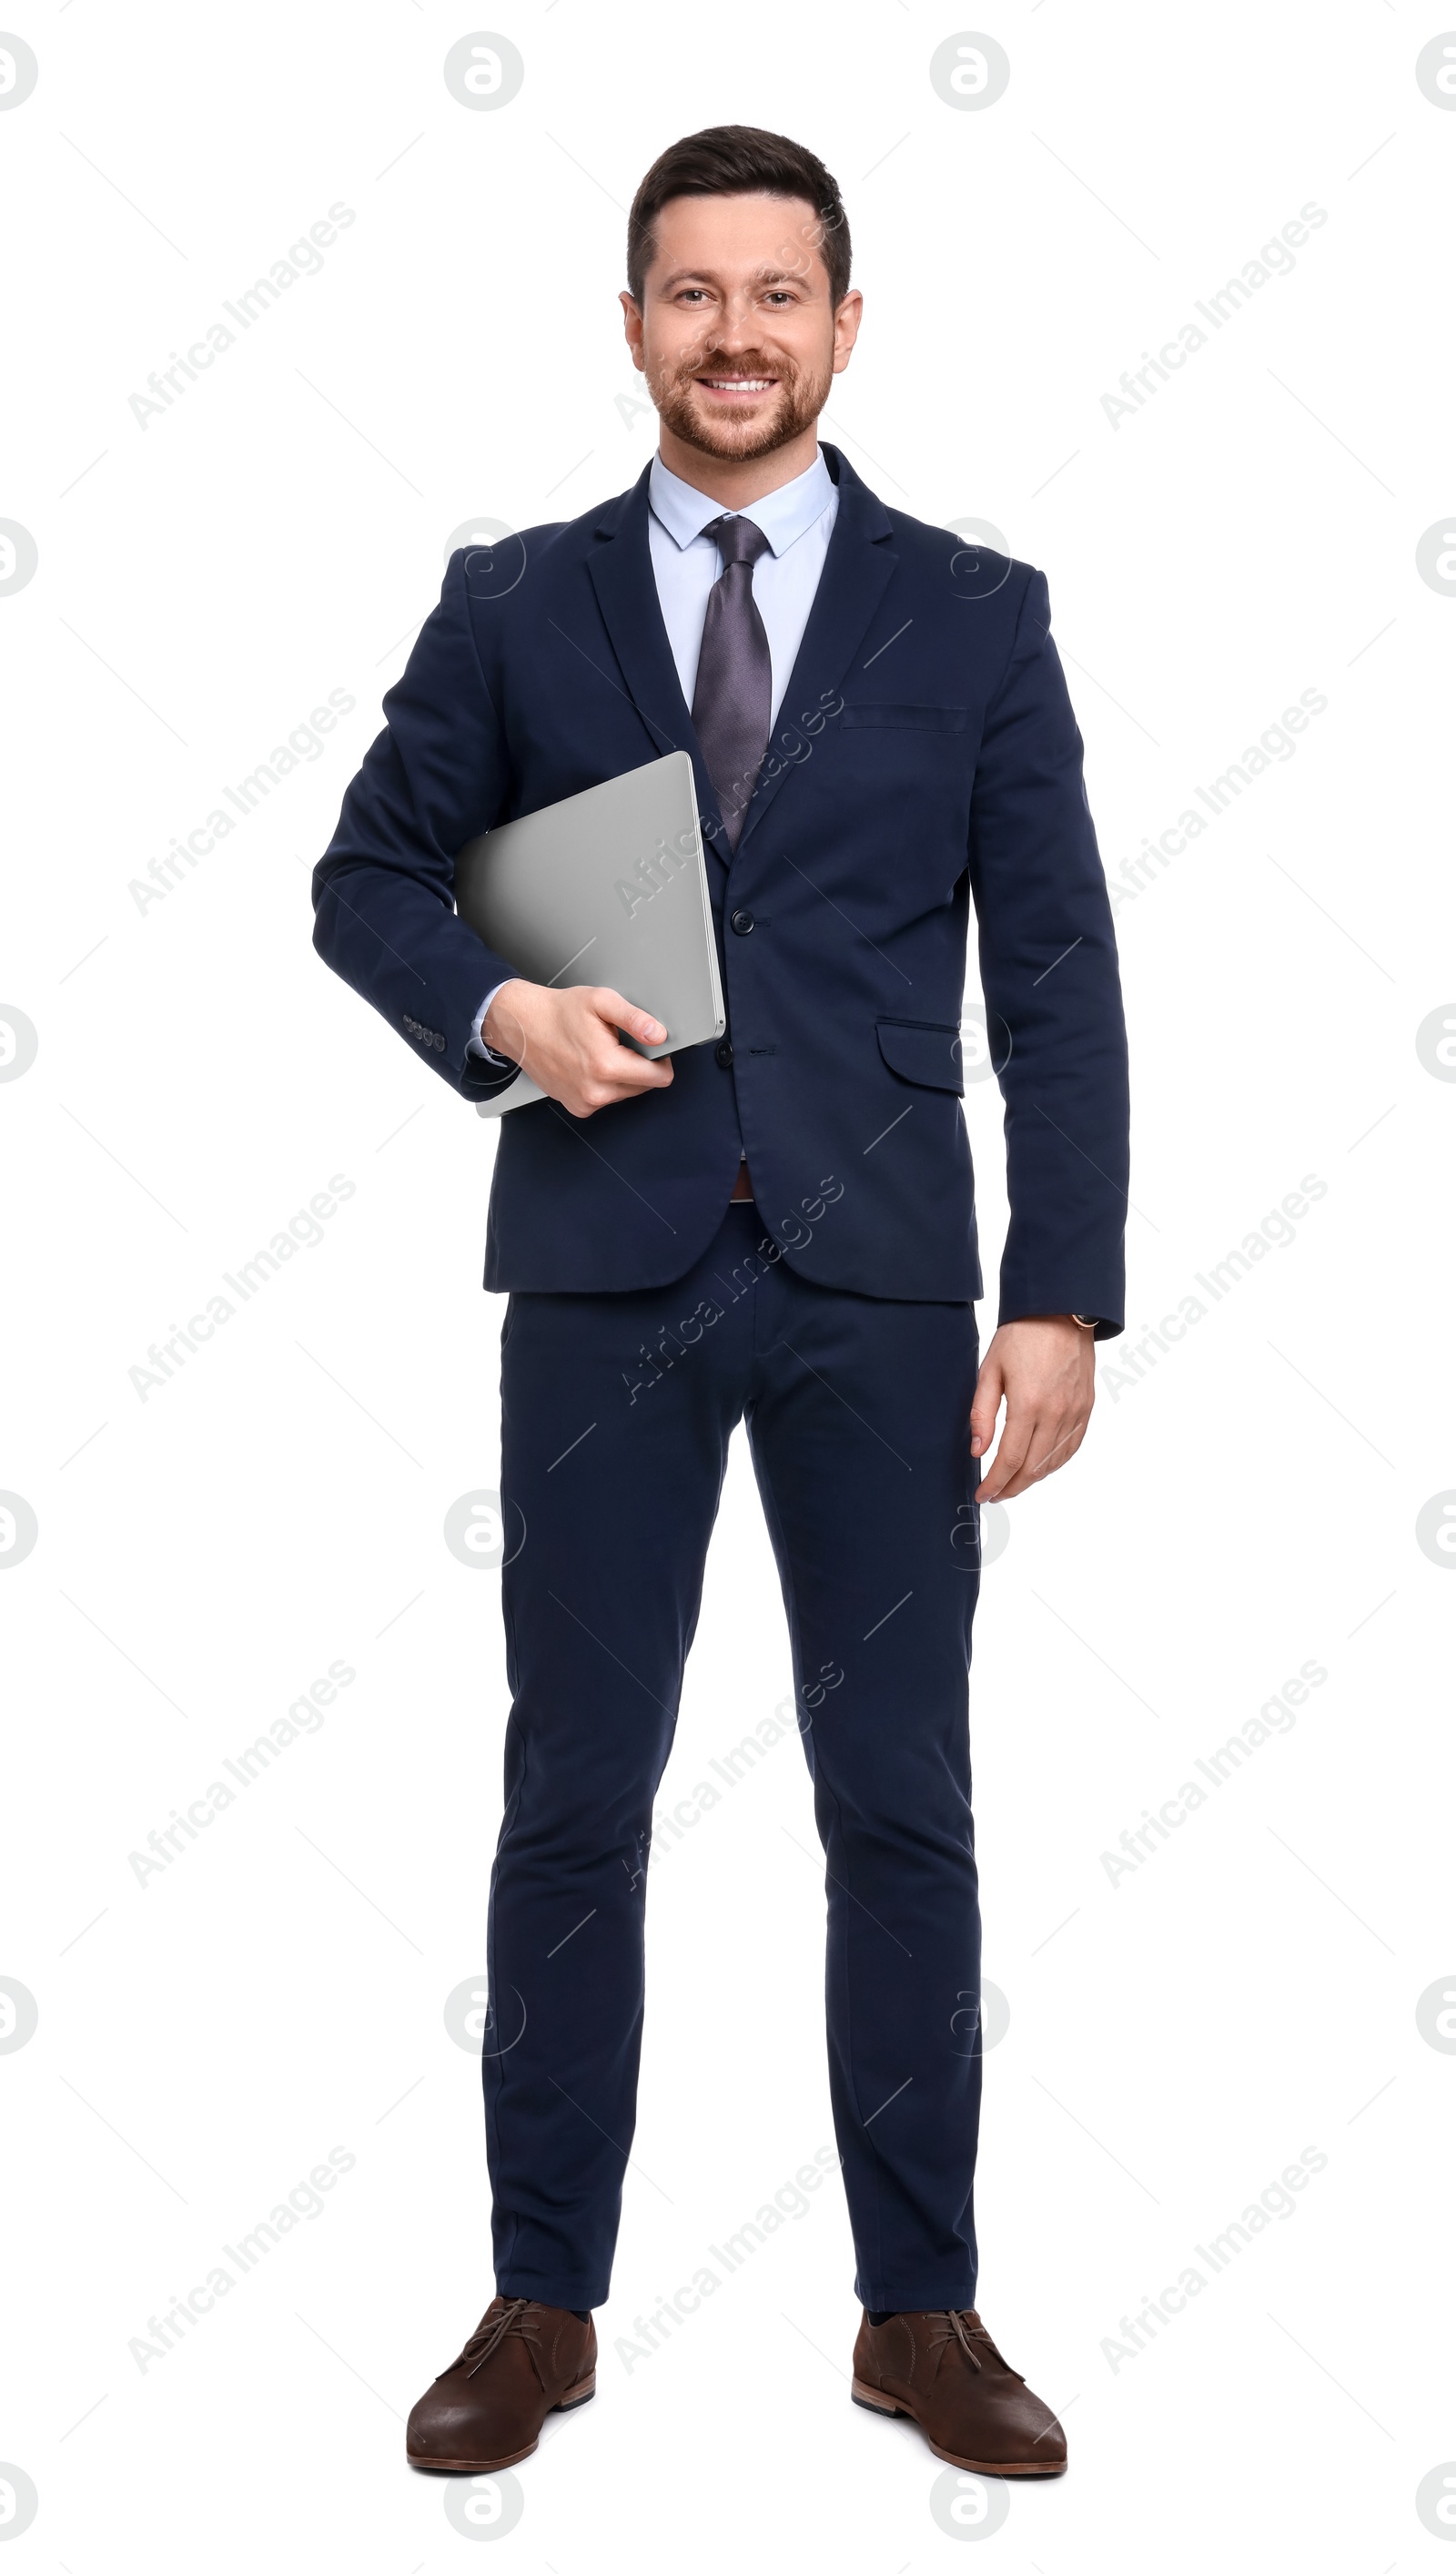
[673,349,794,385]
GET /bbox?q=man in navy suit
[314,126,1127,2480]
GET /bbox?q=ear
[620,289,646,370]
[831,288,864,374]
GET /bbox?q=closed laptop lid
[454,751,725,1114]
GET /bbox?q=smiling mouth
[696,375,778,396]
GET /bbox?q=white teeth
[703,377,774,390]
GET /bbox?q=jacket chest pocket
[838,704,968,734]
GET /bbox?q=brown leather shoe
[852,2307,1067,2475]
[406,2296,596,2472]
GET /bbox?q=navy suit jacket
[313,447,1128,1327]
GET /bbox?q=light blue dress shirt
[468,447,838,1059]
[645,443,838,730]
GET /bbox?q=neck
[654,420,823,508]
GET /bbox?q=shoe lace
[929,2309,1025,2379]
[457,2297,542,2379]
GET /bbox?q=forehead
[647,189,831,290]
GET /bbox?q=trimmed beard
[652,346,833,464]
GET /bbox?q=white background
[3,2,1454,2567]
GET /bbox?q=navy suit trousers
[485,1202,986,2313]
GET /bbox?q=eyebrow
[657,263,812,292]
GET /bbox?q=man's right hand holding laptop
[481,982,672,1121]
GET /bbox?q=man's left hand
[970,1316,1095,1502]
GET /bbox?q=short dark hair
[627,125,852,308]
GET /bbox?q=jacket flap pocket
[839,704,967,732]
[875,1017,965,1093]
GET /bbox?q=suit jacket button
[730,907,755,935]
[714,1039,734,1068]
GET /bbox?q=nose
[712,291,766,347]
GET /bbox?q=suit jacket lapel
[581,468,729,864]
[733,446,897,857]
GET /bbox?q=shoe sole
[407,2374,596,2473]
[851,2377,1067,2477]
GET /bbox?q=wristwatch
[1071,1314,1099,1331]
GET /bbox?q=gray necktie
[692,514,773,852]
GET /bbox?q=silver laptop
[454,751,727,1115]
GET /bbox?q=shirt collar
[648,446,834,559]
